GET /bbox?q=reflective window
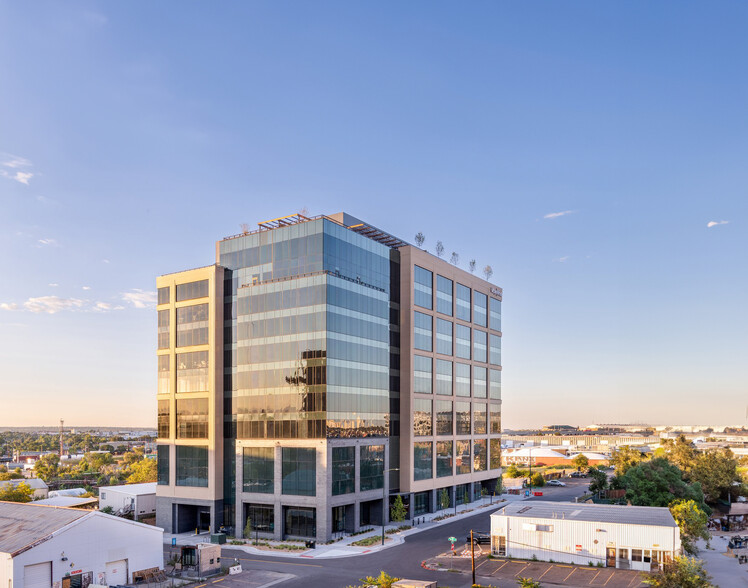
[176,398,209,439]
[474,403,487,434]
[490,334,501,366]
[436,359,452,396]
[474,292,487,327]
[245,504,274,534]
[413,490,430,516]
[176,445,208,487]
[490,439,501,470]
[455,440,471,475]
[282,447,316,496]
[332,446,355,496]
[436,400,453,435]
[414,355,432,394]
[243,447,274,494]
[158,287,170,305]
[436,318,453,355]
[360,444,385,491]
[473,366,487,399]
[490,405,501,434]
[455,363,470,397]
[177,351,209,393]
[473,330,487,363]
[414,311,433,352]
[474,439,487,472]
[158,355,170,395]
[157,399,169,438]
[284,506,316,538]
[436,441,453,477]
[413,398,432,436]
[456,401,471,435]
[490,298,501,331]
[176,279,209,302]
[157,445,169,485]
[489,369,501,400]
[436,275,453,316]
[158,310,170,350]
[414,266,433,310]
[177,303,209,347]
[413,442,433,481]
[455,324,471,359]
[456,284,471,322]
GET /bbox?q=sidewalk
[163,493,528,560]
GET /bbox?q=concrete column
[429,489,437,513]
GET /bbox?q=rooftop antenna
[59,419,64,457]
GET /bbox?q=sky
[1,1,746,429]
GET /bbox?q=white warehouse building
[490,501,681,572]
[0,502,163,588]
[98,483,156,521]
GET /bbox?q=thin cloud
[707,220,729,228]
[0,153,34,185]
[0,303,19,311]
[37,238,59,247]
[102,259,110,264]
[1,296,126,314]
[48,283,59,287]
[122,289,157,309]
[553,256,570,263]
[544,210,574,219]
[82,286,91,291]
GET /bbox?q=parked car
[546,480,567,487]
[466,532,491,545]
[570,471,587,478]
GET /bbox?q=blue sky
[1,1,746,428]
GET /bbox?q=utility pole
[470,529,476,586]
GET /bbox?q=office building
[155,213,502,541]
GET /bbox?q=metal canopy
[257,213,310,231]
[348,223,408,249]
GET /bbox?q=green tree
[661,436,698,477]
[517,578,542,588]
[612,445,646,476]
[83,451,114,471]
[244,517,252,539]
[438,488,450,510]
[530,473,545,487]
[642,556,715,588]
[588,468,608,495]
[33,453,60,482]
[505,464,521,478]
[670,500,710,555]
[126,458,157,483]
[571,454,589,470]
[689,448,740,502]
[463,489,470,505]
[390,495,407,522]
[622,458,708,512]
[353,571,400,588]
[0,481,33,502]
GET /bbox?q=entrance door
[199,510,211,532]
[606,547,616,567]
[24,562,52,588]
[106,560,128,586]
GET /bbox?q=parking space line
[195,584,206,588]
[212,579,225,584]
[475,558,490,571]
[537,565,552,580]
[513,563,529,577]
[590,570,601,584]
[556,564,573,568]
[602,571,615,586]
[563,568,577,582]
[492,560,509,573]
[627,575,642,587]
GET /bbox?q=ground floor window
[456,483,471,505]
[492,535,506,556]
[284,506,316,538]
[244,504,274,535]
[413,491,430,516]
[332,505,348,533]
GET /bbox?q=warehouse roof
[0,501,89,556]
[98,482,156,495]
[493,501,677,528]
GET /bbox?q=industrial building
[156,212,503,541]
[490,501,681,571]
[0,501,163,588]
[98,482,156,521]
[0,479,48,500]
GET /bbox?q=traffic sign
[448,536,457,543]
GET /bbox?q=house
[98,483,156,521]
[0,478,48,500]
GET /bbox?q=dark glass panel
[176,279,209,302]
[456,283,471,322]
[157,445,169,485]
[436,275,453,316]
[243,447,274,493]
[176,398,209,439]
[332,446,355,496]
[413,442,433,481]
[436,441,453,478]
[281,447,316,496]
[474,291,487,327]
[414,266,433,310]
[176,445,208,487]
[360,444,384,491]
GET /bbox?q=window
[157,399,170,438]
[413,398,432,436]
[489,369,501,400]
[455,324,471,359]
[360,445,385,491]
[489,438,501,470]
[245,504,274,534]
[413,442,433,481]
[473,439,487,472]
[158,355,170,394]
[456,401,471,435]
[436,318,453,355]
[474,403,487,434]
[243,447,274,494]
[436,359,452,395]
[158,286,170,305]
[332,447,355,496]
[157,445,169,485]
[414,266,433,309]
[177,304,209,347]
[176,398,209,439]
[177,351,209,393]
[176,279,209,302]
[474,292,487,327]
[631,549,643,562]
[413,490,430,515]
[456,284,471,322]
[436,441,453,477]
[414,311,432,352]
[176,445,208,487]
[436,275,453,316]
[456,440,471,474]
[284,506,316,538]
[473,330,487,363]
[473,366,487,398]
[158,310,170,349]
[455,363,470,397]
[436,400,453,435]
[413,355,432,394]
[282,447,316,496]
[490,334,501,365]
[490,298,501,331]
[490,405,501,434]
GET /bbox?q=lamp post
[382,467,399,546]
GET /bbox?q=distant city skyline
[1,2,746,428]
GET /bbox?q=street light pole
[382,467,399,546]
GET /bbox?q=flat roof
[0,501,90,556]
[33,496,98,507]
[98,482,156,495]
[493,501,677,528]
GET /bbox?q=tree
[660,436,697,477]
[0,481,33,503]
[34,453,60,482]
[449,252,459,266]
[435,241,444,258]
[353,571,400,588]
[390,495,407,522]
[588,468,608,496]
[463,489,469,505]
[438,488,450,510]
[469,259,476,273]
[689,448,740,502]
[621,458,708,512]
[414,232,425,248]
[505,464,521,478]
[483,265,493,280]
[126,458,157,483]
[517,578,542,588]
[612,445,645,476]
[244,517,252,540]
[530,473,545,487]
[670,500,709,555]
[100,505,114,514]
[642,556,715,588]
[571,454,589,470]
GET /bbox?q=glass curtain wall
[332,446,355,496]
[243,447,274,493]
[360,444,385,491]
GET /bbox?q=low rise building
[0,479,48,500]
[490,501,681,571]
[98,483,156,521]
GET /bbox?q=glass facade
[158,355,170,395]
[176,351,209,393]
[474,439,487,472]
[436,400,452,435]
[281,447,316,496]
[436,318,452,355]
[414,311,432,352]
[474,403,487,434]
[473,329,487,363]
[455,362,470,397]
[176,445,208,487]
[157,399,170,438]
[455,324,470,359]
[456,283,471,322]
[176,279,209,302]
[490,405,501,434]
[435,359,452,395]
[284,506,316,538]
[473,366,487,399]
[413,355,432,394]
[490,299,501,331]
[413,490,430,515]
[436,441,453,477]
[490,439,501,470]
[489,369,501,400]
[456,401,471,435]
[243,447,274,493]
[490,334,501,366]
[413,442,432,481]
[158,286,170,305]
[176,398,209,439]
[474,292,487,327]
[413,398,432,436]
[176,304,209,347]
[360,444,384,491]
[157,445,169,485]
[332,446,355,496]
[436,275,453,316]
[245,504,274,533]
[456,440,471,475]
[158,310,170,350]
[414,266,432,309]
